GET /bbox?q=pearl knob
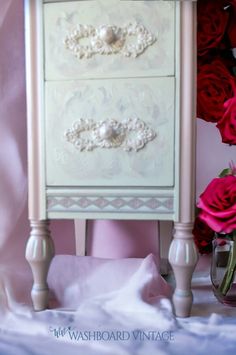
[99,124,115,140]
[99,26,116,44]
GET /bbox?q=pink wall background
[1,0,236,264]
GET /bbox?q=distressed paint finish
[45,77,175,187]
[44,0,175,80]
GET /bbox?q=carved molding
[65,118,156,152]
[47,195,174,214]
[64,23,156,59]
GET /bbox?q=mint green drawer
[44,0,175,80]
[45,77,175,187]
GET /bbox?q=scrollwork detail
[64,23,156,59]
[64,118,156,152]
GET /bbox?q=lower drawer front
[45,77,175,187]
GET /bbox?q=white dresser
[24,0,198,317]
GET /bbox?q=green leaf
[218,168,231,178]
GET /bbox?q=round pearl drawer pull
[99,123,117,140]
[99,26,116,44]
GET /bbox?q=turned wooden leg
[25,220,55,311]
[168,222,199,317]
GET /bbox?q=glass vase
[211,233,236,306]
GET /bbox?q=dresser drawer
[45,77,175,187]
[44,0,175,80]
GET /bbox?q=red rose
[198,175,236,233]
[197,58,236,122]
[217,96,236,144]
[227,1,236,48]
[193,216,215,254]
[198,0,229,56]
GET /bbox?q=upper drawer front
[44,0,175,80]
[45,77,175,187]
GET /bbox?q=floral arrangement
[194,163,236,296]
[193,0,236,254]
[196,1,236,300]
[197,0,236,144]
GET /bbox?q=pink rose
[198,175,236,233]
[217,96,236,144]
[227,1,236,48]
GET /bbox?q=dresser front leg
[25,220,55,311]
[168,222,198,317]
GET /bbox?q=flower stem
[218,232,236,296]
